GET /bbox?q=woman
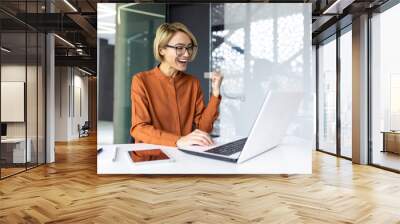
[130,22,223,148]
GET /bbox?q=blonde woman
[130,22,223,147]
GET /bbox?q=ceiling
[0,0,102,74]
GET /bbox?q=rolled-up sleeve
[193,80,222,133]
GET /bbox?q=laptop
[178,91,303,163]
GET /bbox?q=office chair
[79,121,90,138]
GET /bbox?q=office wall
[73,73,89,137]
[1,82,24,122]
[168,4,210,102]
[1,65,41,139]
[98,39,114,122]
[88,77,97,131]
[55,67,89,141]
[55,67,69,141]
[1,62,45,169]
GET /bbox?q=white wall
[1,65,26,141]
[55,67,89,141]
[1,63,46,163]
[55,66,68,141]
[1,82,25,122]
[1,65,39,138]
[72,72,89,138]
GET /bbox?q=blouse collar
[153,65,183,82]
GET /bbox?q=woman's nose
[183,48,190,57]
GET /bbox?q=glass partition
[1,31,28,177]
[0,1,46,179]
[317,36,337,155]
[210,3,314,147]
[97,3,166,145]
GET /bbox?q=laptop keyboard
[205,138,248,156]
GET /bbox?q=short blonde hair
[153,22,198,62]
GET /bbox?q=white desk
[97,138,312,174]
[1,138,31,163]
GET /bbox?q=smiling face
[159,31,193,72]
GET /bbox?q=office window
[340,28,352,158]
[371,3,400,171]
[317,36,337,154]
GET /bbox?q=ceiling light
[322,0,354,15]
[63,0,78,12]
[54,34,75,48]
[1,47,11,53]
[78,67,93,76]
[76,48,85,55]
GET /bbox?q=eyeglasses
[165,44,197,56]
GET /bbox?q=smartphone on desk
[128,149,174,165]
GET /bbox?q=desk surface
[381,131,400,133]
[1,138,27,143]
[97,138,312,174]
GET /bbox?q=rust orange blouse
[130,66,221,147]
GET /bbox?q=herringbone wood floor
[1,134,400,224]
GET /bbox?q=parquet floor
[1,167,25,177]
[1,134,400,223]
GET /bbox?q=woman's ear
[159,47,165,56]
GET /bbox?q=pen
[112,146,119,162]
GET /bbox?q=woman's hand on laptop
[177,129,214,147]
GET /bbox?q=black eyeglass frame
[165,44,198,56]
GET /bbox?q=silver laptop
[179,91,303,163]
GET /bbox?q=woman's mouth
[176,59,188,67]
